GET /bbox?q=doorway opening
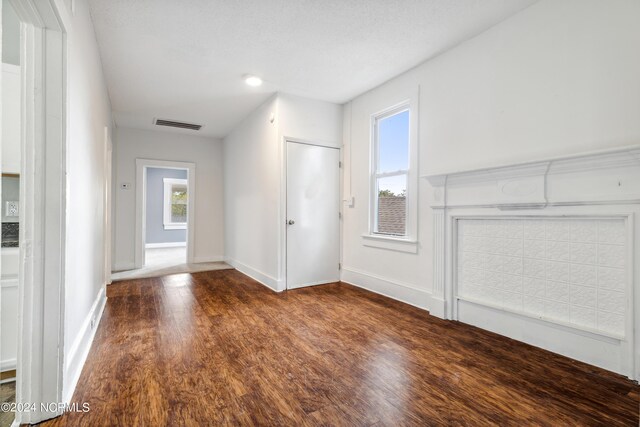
[144,167,188,269]
[111,159,198,281]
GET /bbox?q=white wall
[2,63,20,173]
[2,0,20,65]
[223,93,342,290]
[223,95,280,287]
[63,0,113,398]
[278,93,343,147]
[113,127,224,269]
[420,0,640,175]
[341,0,640,309]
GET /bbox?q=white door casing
[135,159,195,269]
[10,0,71,423]
[286,142,340,289]
[104,127,112,284]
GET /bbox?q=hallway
[110,247,231,281]
[41,270,639,426]
[146,246,186,267]
[4,1,640,424]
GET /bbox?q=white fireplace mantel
[422,145,640,380]
[423,145,640,210]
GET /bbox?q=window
[163,178,188,230]
[372,107,410,237]
[363,98,418,253]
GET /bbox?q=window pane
[171,204,187,223]
[377,110,409,173]
[376,174,406,236]
[171,185,187,223]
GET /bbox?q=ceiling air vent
[154,118,202,131]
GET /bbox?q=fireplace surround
[424,146,640,379]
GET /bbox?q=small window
[163,178,188,230]
[372,108,410,236]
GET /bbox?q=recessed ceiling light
[244,75,263,87]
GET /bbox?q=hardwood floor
[40,269,638,426]
[0,381,15,427]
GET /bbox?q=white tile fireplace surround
[424,146,640,380]
[458,218,626,338]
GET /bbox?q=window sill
[361,234,418,253]
[164,224,187,230]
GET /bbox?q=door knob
[288,220,295,225]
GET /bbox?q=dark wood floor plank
[37,269,639,426]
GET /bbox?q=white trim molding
[102,127,113,286]
[341,267,431,311]
[145,242,186,249]
[364,88,420,252]
[162,177,188,230]
[163,224,187,230]
[423,145,640,210]
[1,277,19,288]
[423,145,640,380]
[1,359,17,372]
[361,234,418,253]
[63,287,107,403]
[10,0,70,423]
[192,255,225,264]
[225,257,282,292]
[135,159,196,268]
[2,63,21,74]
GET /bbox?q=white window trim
[363,99,419,253]
[163,178,188,230]
[361,234,418,253]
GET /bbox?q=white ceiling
[88,0,538,138]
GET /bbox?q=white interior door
[286,142,340,289]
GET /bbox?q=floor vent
[154,118,202,131]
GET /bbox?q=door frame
[103,127,113,284]
[9,0,69,423]
[135,159,196,268]
[280,137,341,291]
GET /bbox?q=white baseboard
[145,242,186,249]
[224,257,281,292]
[3,63,20,74]
[429,297,446,319]
[341,267,432,312]
[0,277,18,288]
[63,287,107,403]
[0,365,16,383]
[192,255,225,264]
[457,299,631,378]
[1,358,16,372]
